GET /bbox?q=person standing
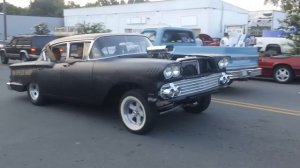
[220,33,230,47]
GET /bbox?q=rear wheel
[273,65,294,84]
[0,52,8,64]
[119,90,157,134]
[27,82,46,105]
[183,95,211,114]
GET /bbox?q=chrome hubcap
[120,96,146,131]
[276,68,290,82]
[29,83,40,101]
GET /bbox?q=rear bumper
[6,82,26,92]
[227,68,262,80]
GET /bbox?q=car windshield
[90,35,152,59]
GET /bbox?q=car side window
[17,38,31,46]
[46,44,67,63]
[69,43,84,60]
[10,38,18,46]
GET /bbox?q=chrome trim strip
[227,68,262,79]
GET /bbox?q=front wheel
[273,65,294,84]
[0,52,8,64]
[27,82,46,105]
[183,95,211,114]
[119,90,157,134]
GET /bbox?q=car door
[34,44,69,96]
[5,37,19,58]
[60,42,94,101]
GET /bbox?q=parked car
[6,33,229,134]
[141,27,261,85]
[258,53,300,83]
[198,34,220,46]
[254,37,294,55]
[0,35,63,64]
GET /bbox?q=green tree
[65,1,80,9]
[265,0,300,54]
[0,2,28,15]
[76,22,111,34]
[34,23,50,35]
[28,0,64,17]
[128,0,149,4]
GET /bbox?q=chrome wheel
[120,96,146,131]
[28,83,40,101]
[275,68,290,83]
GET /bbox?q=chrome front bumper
[159,73,222,100]
[227,68,262,80]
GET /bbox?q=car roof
[143,27,193,32]
[48,33,144,45]
[13,35,60,38]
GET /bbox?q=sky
[4,0,280,11]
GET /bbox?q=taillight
[31,48,37,54]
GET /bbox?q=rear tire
[183,95,211,114]
[27,82,46,105]
[119,89,158,134]
[0,52,8,64]
[273,65,294,84]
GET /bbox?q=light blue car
[142,27,262,85]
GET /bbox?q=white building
[248,10,287,36]
[64,0,249,37]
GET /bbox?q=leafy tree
[76,22,112,34]
[128,0,149,4]
[265,0,300,54]
[0,2,28,15]
[65,1,80,9]
[28,0,64,17]
[34,23,50,35]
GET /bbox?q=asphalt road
[0,62,300,168]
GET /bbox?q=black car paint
[8,34,224,109]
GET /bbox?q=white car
[254,37,294,54]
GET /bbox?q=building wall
[64,0,248,38]
[0,15,64,40]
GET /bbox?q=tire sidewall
[183,95,211,114]
[27,82,45,105]
[0,52,8,64]
[119,89,157,134]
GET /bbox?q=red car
[258,54,300,83]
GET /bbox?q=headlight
[163,66,173,79]
[163,64,181,79]
[218,58,229,69]
[172,64,181,77]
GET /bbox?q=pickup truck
[254,37,294,55]
[141,27,261,84]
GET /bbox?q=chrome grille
[174,73,221,97]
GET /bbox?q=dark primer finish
[7,33,227,134]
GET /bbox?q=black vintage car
[7,33,229,134]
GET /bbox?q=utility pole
[3,0,7,40]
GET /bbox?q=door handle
[63,64,69,67]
